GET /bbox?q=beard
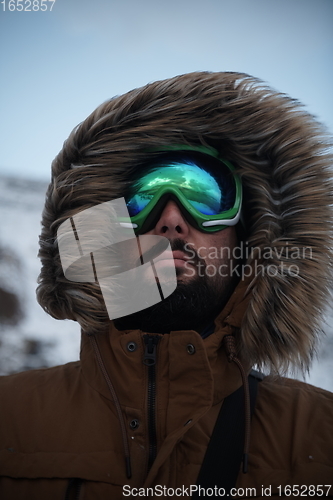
[113,238,239,334]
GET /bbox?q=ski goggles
[122,145,242,234]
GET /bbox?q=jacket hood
[37,71,333,374]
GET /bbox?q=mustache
[137,237,168,265]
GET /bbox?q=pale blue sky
[1,0,332,180]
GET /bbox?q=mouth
[154,250,192,268]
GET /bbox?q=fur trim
[37,71,333,373]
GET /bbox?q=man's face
[144,200,238,290]
[114,199,239,333]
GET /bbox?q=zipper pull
[143,335,160,366]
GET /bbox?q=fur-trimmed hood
[37,71,333,374]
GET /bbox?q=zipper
[143,334,160,472]
[64,478,82,500]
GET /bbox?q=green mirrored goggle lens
[127,161,235,217]
[121,147,242,233]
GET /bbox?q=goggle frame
[121,145,242,234]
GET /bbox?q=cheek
[202,228,238,264]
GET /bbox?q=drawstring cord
[222,334,251,474]
[88,334,132,479]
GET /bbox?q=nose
[151,200,190,238]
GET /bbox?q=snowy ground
[0,174,332,391]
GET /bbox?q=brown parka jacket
[1,72,333,498]
[1,279,333,498]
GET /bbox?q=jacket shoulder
[0,361,81,398]
[258,375,333,407]
[256,375,333,431]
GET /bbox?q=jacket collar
[80,276,253,410]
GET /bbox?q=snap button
[129,419,140,430]
[186,344,196,355]
[127,341,137,352]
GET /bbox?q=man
[0,71,332,499]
